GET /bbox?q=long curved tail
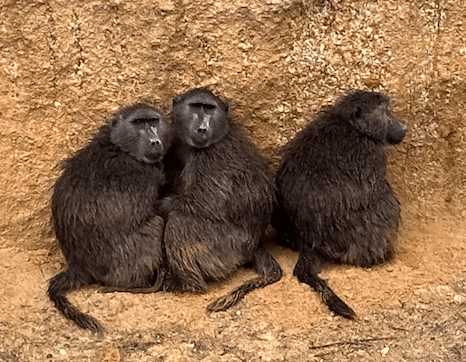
[206,246,283,312]
[47,269,103,333]
[294,251,356,319]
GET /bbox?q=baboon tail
[206,246,283,312]
[47,269,104,333]
[293,251,355,319]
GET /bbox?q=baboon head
[172,88,229,149]
[335,90,406,145]
[110,104,171,163]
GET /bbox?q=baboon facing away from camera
[159,88,282,311]
[48,104,172,333]
[275,90,406,319]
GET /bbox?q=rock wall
[0,0,465,250]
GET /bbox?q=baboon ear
[173,94,182,105]
[353,106,362,119]
[111,114,122,127]
[217,96,229,112]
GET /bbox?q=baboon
[274,90,406,319]
[48,104,172,332]
[158,88,282,311]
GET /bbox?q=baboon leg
[47,268,104,333]
[206,245,283,312]
[99,267,167,294]
[293,250,355,319]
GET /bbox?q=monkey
[47,104,172,333]
[274,90,406,319]
[158,88,282,311]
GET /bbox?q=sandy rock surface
[0,0,465,360]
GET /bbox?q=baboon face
[111,105,171,163]
[173,89,229,149]
[345,92,406,145]
[370,103,406,145]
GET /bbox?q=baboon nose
[387,124,406,144]
[197,127,207,134]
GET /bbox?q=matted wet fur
[48,104,172,332]
[159,88,282,311]
[274,90,406,319]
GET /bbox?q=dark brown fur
[48,104,172,332]
[274,90,406,318]
[159,88,282,311]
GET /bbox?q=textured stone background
[1,0,465,251]
[0,1,465,361]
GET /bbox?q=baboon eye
[133,118,159,125]
[190,103,216,110]
[190,103,202,109]
[146,118,159,126]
